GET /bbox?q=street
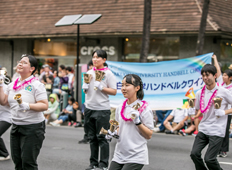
[1,125,232,170]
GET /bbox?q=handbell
[83,74,92,84]
[99,127,108,135]
[187,98,195,108]
[213,97,222,109]
[131,103,141,120]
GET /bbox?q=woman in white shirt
[0,54,48,170]
[107,74,154,170]
[0,81,11,161]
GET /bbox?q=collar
[126,99,141,107]
[205,84,218,93]
[18,75,34,83]
[224,82,232,88]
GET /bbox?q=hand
[188,108,195,115]
[82,83,89,90]
[130,109,141,125]
[105,129,117,141]
[94,81,103,91]
[18,102,30,111]
[212,54,217,60]
[0,74,5,86]
[215,109,225,117]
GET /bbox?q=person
[82,50,117,170]
[153,110,172,132]
[106,74,153,170]
[213,54,232,158]
[0,75,11,161]
[66,66,74,91]
[53,70,60,89]
[39,64,53,82]
[67,101,82,127]
[44,94,60,124]
[53,66,69,96]
[190,64,232,170]
[1,67,12,83]
[50,97,74,126]
[163,106,189,134]
[0,54,48,169]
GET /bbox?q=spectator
[53,65,69,95]
[39,64,53,81]
[41,65,54,84]
[164,106,189,134]
[53,70,60,89]
[50,97,74,126]
[67,101,82,127]
[44,94,60,124]
[153,110,172,133]
[66,66,74,91]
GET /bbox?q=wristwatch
[135,122,142,126]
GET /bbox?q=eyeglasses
[17,61,28,65]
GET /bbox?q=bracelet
[135,122,142,126]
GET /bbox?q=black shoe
[165,130,174,134]
[78,139,89,144]
[74,122,82,128]
[85,164,97,170]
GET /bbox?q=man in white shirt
[163,108,188,134]
[190,64,232,170]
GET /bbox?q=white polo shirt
[6,75,47,125]
[112,99,154,165]
[195,85,232,137]
[170,109,188,123]
[85,68,116,110]
[0,83,12,124]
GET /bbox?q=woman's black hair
[223,69,232,81]
[92,49,108,67]
[21,54,38,75]
[59,65,66,70]
[123,74,144,100]
[68,97,75,104]
[201,64,217,76]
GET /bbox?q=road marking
[219,162,232,165]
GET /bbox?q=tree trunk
[196,0,210,56]
[140,0,151,62]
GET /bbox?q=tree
[140,0,152,62]
[196,0,210,56]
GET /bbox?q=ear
[30,67,35,74]
[103,58,106,62]
[135,85,140,92]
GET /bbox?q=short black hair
[92,49,107,60]
[88,60,93,66]
[59,65,65,70]
[201,64,217,76]
[66,66,72,72]
[224,69,232,78]
[68,97,75,104]
[21,54,38,75]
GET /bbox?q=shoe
[179,129,186,136]
[192,130,198,136]
[165,130,174,134]
[153,127,160,133]
[72,122,77,127]
[79,139,89,144]
[96,165,108,170]
[85,164,97,170]
[156,123,161,128]
[74,122,82,128]
[220,152,227,158]
[49,122,60,126]
[0,155,10,161]
[68,122,72,126]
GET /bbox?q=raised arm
[212,54,221,78]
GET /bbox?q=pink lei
[200,85,218,113]
[13,77,38,91]
[93,67,109,71]
[221,82,232,89]
[120,99,148,121]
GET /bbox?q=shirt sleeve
[223,88,232,105]
[107,72,117,89]
[195,90,201,110]
[170,109,175,116]
[115,106,120,122]
[34,82,48,101]
[140,106,154,130]
[217,75,223,85]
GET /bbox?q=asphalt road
[1,125,232,170]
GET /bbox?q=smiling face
[202,72,216,86]
[17,57,35,75]
[222,72,232,84]
[121,77,140,100]
[92,52,106,69]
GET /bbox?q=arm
[0,87,8,106]
[163,115,174,125]
[194,109,202,119]
[102,88,117,96]
[29,99,48,112]
[137,124,153,139]
[45,102,59,114]
[212,54,221,78]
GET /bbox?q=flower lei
[93,67,109,71]
[200,85,218,113]
[120,99,148,121]
[221,82,232,89]
[13,77,38,91]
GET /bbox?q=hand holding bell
[213,96,223,118]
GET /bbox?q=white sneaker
[156,123,161,128]
[49,122,60,126]
[0,155,10,161]
[153,127,160,133]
